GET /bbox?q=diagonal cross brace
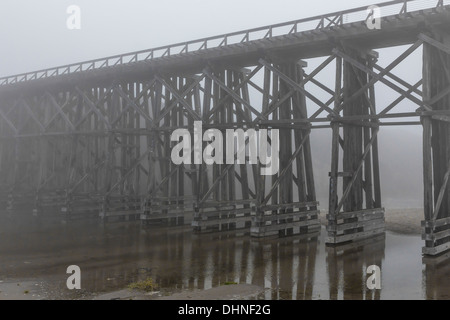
[203,68,265,120]
[271,55,337,121]
[334,128,380,216]
[106,149,152,196]
[333,41,429,112]
[0,106,18,135]
[45,92,77,131]
[113,85,154,124]
[259,59,339,117]
[19,99,46,133]
[262,131,311,205]
[420,33,450,55]
[379,80,422,115]
[155,76,202,121]
[68,158,107,195]
[154,75,205,124]
[205,65,264,121]
[433,158,450,221]
[75,87,112,130]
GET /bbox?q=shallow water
[0,213,448,300]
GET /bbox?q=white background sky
[0,0,380,77]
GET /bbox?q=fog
[0,0,424,209]
[0,0,381,76]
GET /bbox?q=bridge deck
[0,2,449,96]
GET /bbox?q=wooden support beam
[259,59,338,117]
[333,41,429,112]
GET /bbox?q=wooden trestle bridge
[1,0,450,256]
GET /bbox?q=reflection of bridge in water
[1,1,450,256]
[0,216,448,300]
[58,227,450,300]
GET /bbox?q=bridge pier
[326,48,385,245]
[250,59,320,238]
[139,75,201,226]
[193,68,256,233]
[421,30,450,256]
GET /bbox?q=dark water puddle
[0,214,449,300]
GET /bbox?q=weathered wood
[327,49,385,246]
[326,227,385,245]
[422,217,450,229]
[420,30,450,256]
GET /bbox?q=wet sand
[93,284,265,300]
[0,208,449,300]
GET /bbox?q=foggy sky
[0,0,380,77]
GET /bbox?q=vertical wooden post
[329,56,342,217]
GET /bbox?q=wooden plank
[198,200,254,209]
[258,210,320,223]
[198,207,253,217]
[252,219,321,234]
[422,250,450,265]
[432,115,450,123]
[422,217,450,228]
[226,70,236,229]
[423,242,450,256]
[326,227,385,244]
[261,201,319,211]
[422,227,450,241]
[329,56,342,216]
[292,63,308,206]
[422,43,434,223]
[278,64,292,211]
[364,61,375,210]
[327,208,385,220]
[328,211,384,226]
[327,217,385,233]
[419,33,450,55]
[142,210,192,221]
[433,158,450,221]
[192,215,253,228]
[326,233,385,252]
[101,210,140,218]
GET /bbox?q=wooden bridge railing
[0,0,447,87]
